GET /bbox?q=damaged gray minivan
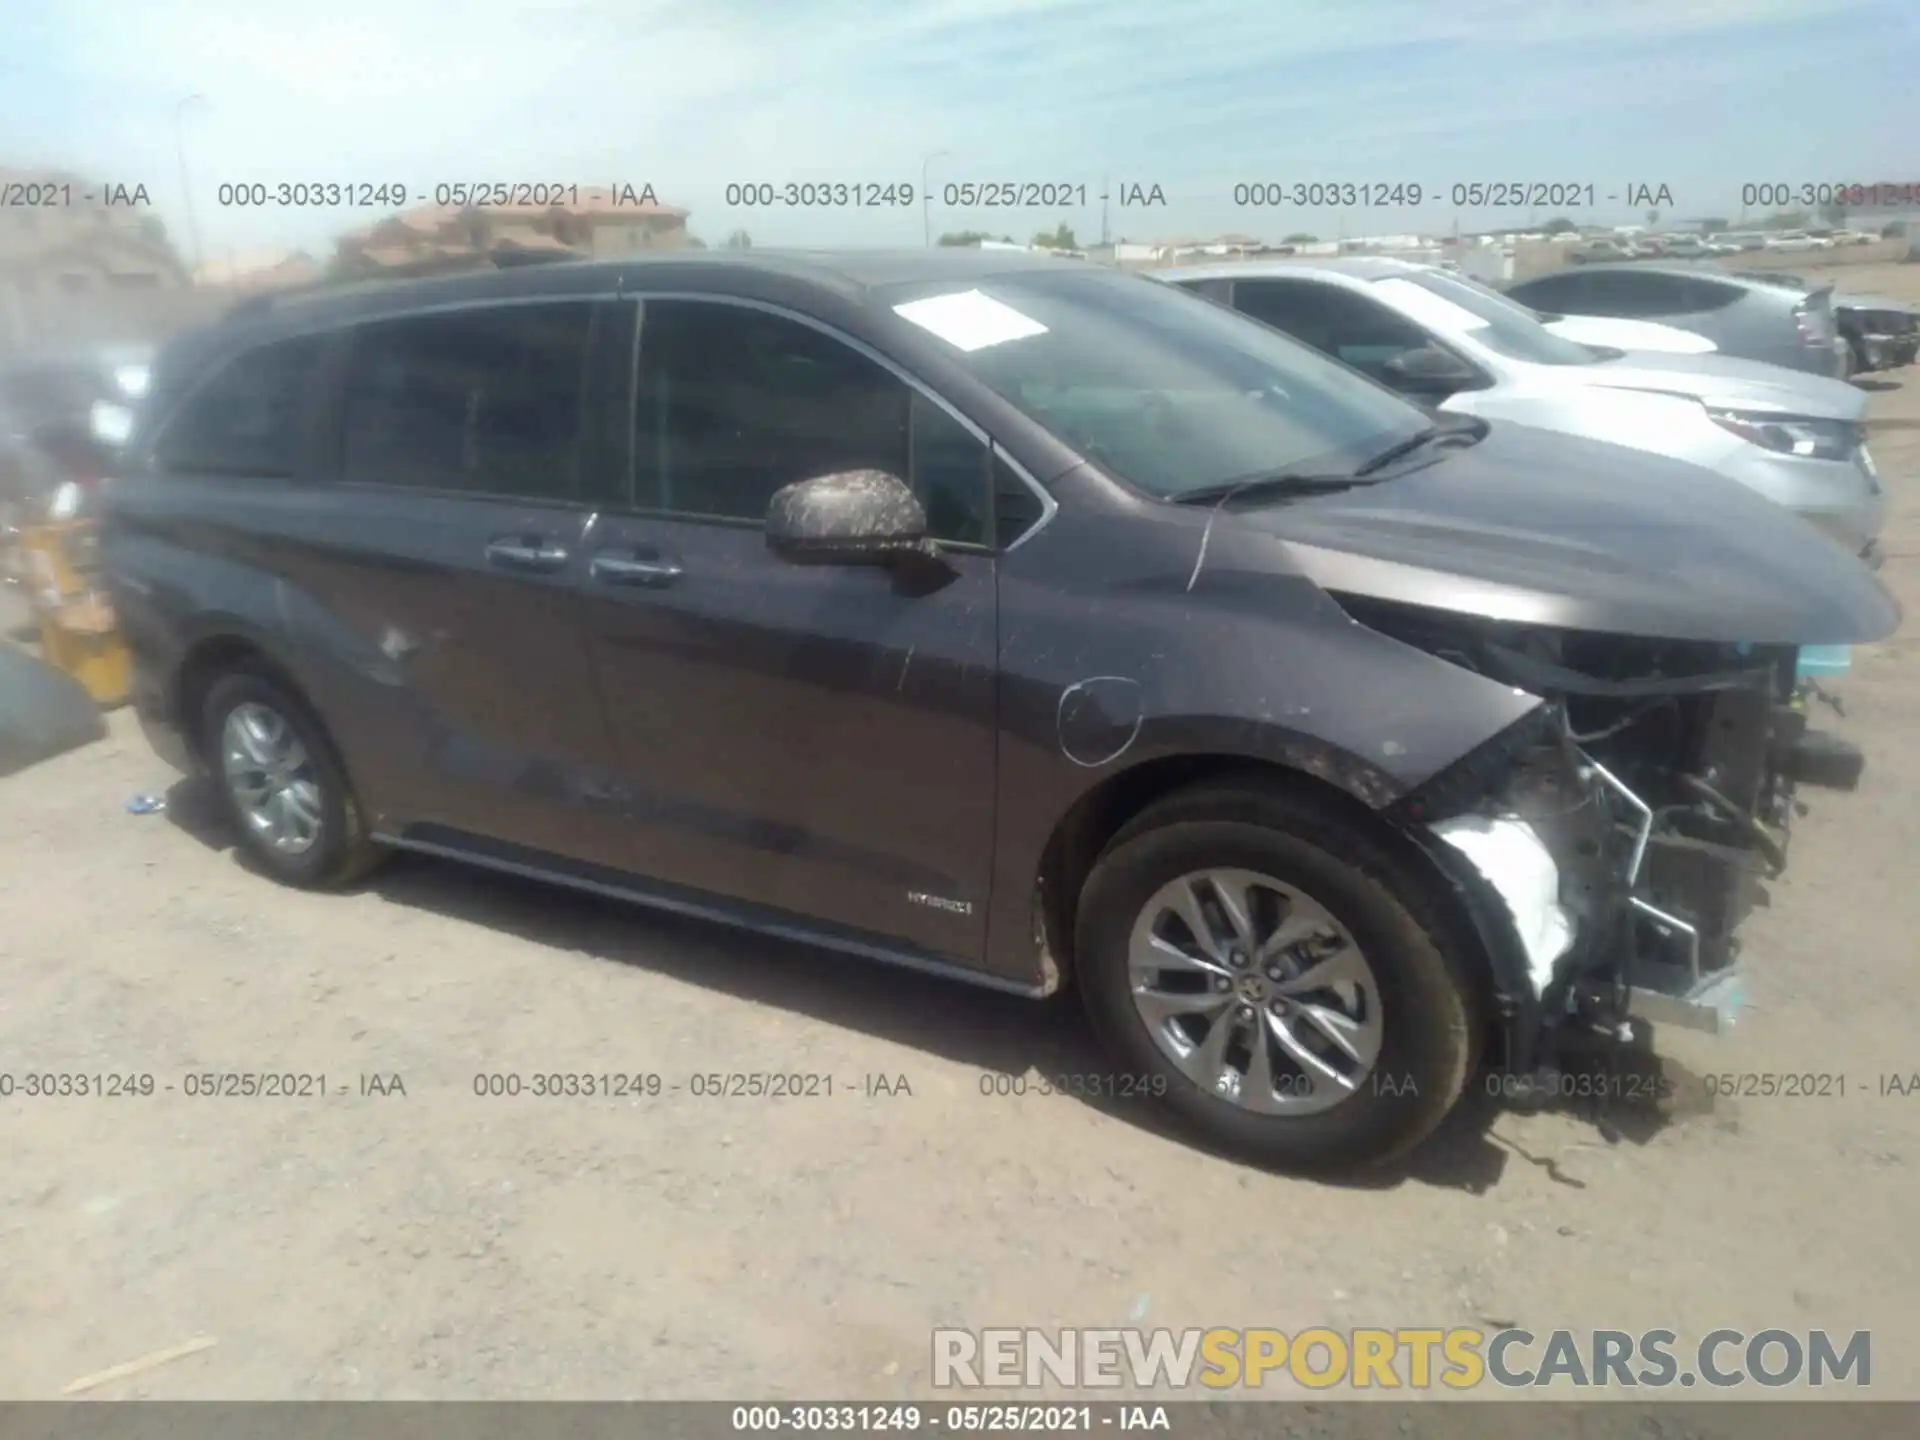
[103,251,1901,1173]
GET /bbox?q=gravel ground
[3,263,1919,1404]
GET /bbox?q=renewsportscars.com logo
[932,1327,1872,1391]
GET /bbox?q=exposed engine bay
[1338,592,1866,1088]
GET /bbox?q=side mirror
[1382,344,1477,394]
[766,469,934,565]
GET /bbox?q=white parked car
[1164,256,1885,559]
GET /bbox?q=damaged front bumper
[1387,644,1864,1085]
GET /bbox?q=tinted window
[1173,276,1235,305]
[1234,278,1429,375]
[154,335,323,478]
[340,301,594,501]
[1505,272,1592,311]
[910,389,990,546]
[1574,270,1720,318]
[634,300,990,545]
[879,269,1428,500]
[1672,276,1747,312]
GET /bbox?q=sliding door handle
[590,551,684,587]
[485,536,570,572]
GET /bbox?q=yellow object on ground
[19,519,129,708]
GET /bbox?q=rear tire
[200,667,385,889]
[1074,781,1482,1173]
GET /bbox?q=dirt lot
[3,263,1919,1403]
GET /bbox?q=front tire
[1074,781,1482,1173]
[200,667,384,889]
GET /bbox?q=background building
[0,168,203,358]
[332,188,690,279]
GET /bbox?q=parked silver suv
[1166,258,1884,561]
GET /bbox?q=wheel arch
[1031,752,1512,1038]
[172,629,318,765]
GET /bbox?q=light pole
[173,93,207,278]
[921,150,950,247]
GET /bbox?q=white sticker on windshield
[1372,277,1489,337]
[892,289,1049,352]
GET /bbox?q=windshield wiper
[1351,413,1489,477]
[1171,472,1364,507]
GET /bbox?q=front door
[576,297,1001,961]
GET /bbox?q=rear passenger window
[154,334,323,478]
[340,301,594,501]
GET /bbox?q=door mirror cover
[1383,344,1477,391]
[766,470,932,564]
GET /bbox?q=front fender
[979,511,1548,988]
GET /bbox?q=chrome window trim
[620,292,1058,551]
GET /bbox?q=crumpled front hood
[1581,350,1865,420]
[1243,421,1900,645]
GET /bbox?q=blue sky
[3,0,1915,265]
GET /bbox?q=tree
[1282,232,1318,243]
[1541,216,1578,235]
[1645,209,1660,228]
[938,230,999,247]
[1819,200,1848,229]
[1030,221,1078,250]
[723,229,753,249]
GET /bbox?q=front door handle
[590,550,684,587]
[485,536,570,572]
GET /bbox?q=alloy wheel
[220,701,324,856]
[1127,868,1384,1114]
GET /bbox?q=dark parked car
[1834,295,1920,373]
[1504,263,1848,378]
[100,251,1897,1172]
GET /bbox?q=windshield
[878,269,1431,499]
[1377,271,1602,367]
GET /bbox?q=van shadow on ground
[163,773,1690,1195]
